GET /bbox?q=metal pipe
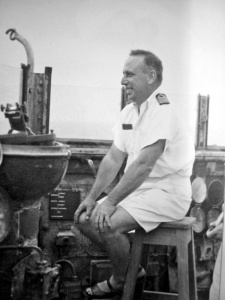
[55,259,77,277]
[6,28,34,73]
[0,142,2,166]
[87,159,97,177]
[0,245,43,259]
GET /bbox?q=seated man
[73,49,195,298]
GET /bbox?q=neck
[136,86,158,107]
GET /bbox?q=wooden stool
[122,217,197,300]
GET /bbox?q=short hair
[130,49,163,83]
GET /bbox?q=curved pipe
[56,259,77,277]
[0,245,43,259]
[6,28,34,73]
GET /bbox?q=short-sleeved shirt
[112,88,195,181]
[104,88,195,232]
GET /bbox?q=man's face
[121,55,151,106]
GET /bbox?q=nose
[121,75,128,86]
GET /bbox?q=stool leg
[137,244,150,300]
[176,230,191,300]
[122,228,146,300]
[188,230,198,300]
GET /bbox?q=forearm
[106,140,165,205]
[106,160,151,205]
[88,153,124,201]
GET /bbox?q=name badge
[122,124,133,130]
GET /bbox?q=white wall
[0,0,225,144]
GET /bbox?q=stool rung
[143,290,178,300]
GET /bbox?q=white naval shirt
[112,89,195,179]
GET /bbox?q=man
[207,208,224,300]
[73,49,195,298]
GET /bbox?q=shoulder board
[156,93,170,105]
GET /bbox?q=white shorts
[98,175,192,232]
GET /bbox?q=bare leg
[100,206,140,288]
[74,204,105,249]
[75,204,140,290]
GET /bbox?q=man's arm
[206,223,223,240]
[87,143,127,201]
[106,139,165,205]
[74,142,126,223]
[94,139,165,231]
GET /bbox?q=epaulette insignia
[156,93,170,105]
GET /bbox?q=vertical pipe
[121,86,126,110]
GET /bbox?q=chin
[127,99,133,104]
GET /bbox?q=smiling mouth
[126,88,133,95]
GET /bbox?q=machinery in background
[0,28,224,300]
[0,28,115,300]
[0,29,71,300]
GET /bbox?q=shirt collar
[132,87,162,113]
[134,87,161,111]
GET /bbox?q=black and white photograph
[0,1,225,299]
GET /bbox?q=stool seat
[158,217,196,229]
[122,217,197,300]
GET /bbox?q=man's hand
[206,205,224,239]
[95,199,116,232]
[74,197,96,224]
[206,222,224,239]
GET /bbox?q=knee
[75,212,91,231]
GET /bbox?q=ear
[147,70,157,84]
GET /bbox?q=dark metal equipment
[0,29,70,300]
[6,28,52,135]
[1,103,31,134]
